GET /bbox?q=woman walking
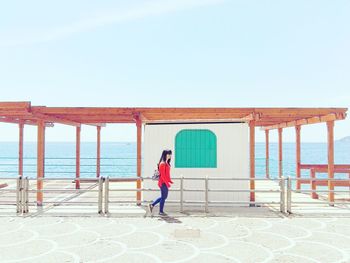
[148,149,173,216]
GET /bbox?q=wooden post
[96,126,101,178]
[295,125,301,190]
[37,120,45,206]
[249,121,255,203]
[265,129,269,178]
[327,121,335,204]
[278,128,283,178]
[76,126,81,189]
[18,123,24,177]
[136,117,142,205]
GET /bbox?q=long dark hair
[158,149,172,168]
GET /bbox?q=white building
[143,122,249,208]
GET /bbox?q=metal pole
[205,176,209,213]
[287,177,292,214]
[21,176,26,214]
[16,177,22,213]
[24,177,29,213]
[104,176,109,214]
[180,176,184,213]
[98,177,103,214]
[280,176,285,213]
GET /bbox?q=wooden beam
[295,125,301,190]
[249,121,255,203]
[327,121,335,204]
[261,113,346,130]
[67,118,132,124]
[32,112,81,127]
[37,120,45,206]
[59,114,133,123]
[278,128,283,178]
[0,101,31,110]
[300,164,350,169]
[0,117,54,126]
[265,130,269,178]
[18,123,24,177]
[76,126,81,189]
[300,180,350,187]
[301,167,350,173]
[144,118,246,124]
[96,126,101,178]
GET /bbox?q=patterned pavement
[0,215,350,263]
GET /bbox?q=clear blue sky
[0,0,349,142]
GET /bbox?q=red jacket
[158,162,173,188]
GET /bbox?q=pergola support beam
[261,113,346,130]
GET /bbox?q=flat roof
[0,102,347,130]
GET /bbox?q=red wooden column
[265,129,269,178]
[136,117,142,205]
[295,125,301,190]
[327,120,335,204]
[249,121,255,203]
[18,123,24,177]
[76,126,81,189]
[278,128,283,178]
[37,120,45,206]
[96,126,101,178]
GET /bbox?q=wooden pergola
[0,102,347,205]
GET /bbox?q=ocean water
[0,142,349,179]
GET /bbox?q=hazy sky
[0,0,349,142]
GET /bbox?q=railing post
[16,176,22,213]
[280,176,285,213]
[21,176,26,214]
[104,176,109,214]
[205,176,209,213]
[24,177,29,213]
[287,177,292,214]
[98,177,103,214]
[180,176,184,213]
[310,168,318,199]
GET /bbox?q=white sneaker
[148,204,154,214]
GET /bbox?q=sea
[0,142,349,180]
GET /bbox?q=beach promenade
[1,213,350,262]
[1,179,350,262]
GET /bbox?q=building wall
[143,122,249,207]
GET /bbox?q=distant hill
[337,136,350,143]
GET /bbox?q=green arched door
[175,129,217,168]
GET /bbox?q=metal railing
[102,176,286,214]
[11,177,104,214]
[5,175,349,215]
[0,176,286,215]
[286,177,350,214]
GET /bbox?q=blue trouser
[152,183,168,213]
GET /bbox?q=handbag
[152,163,160,181]
[152,169,160,181]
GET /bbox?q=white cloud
[1,0,224,47]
